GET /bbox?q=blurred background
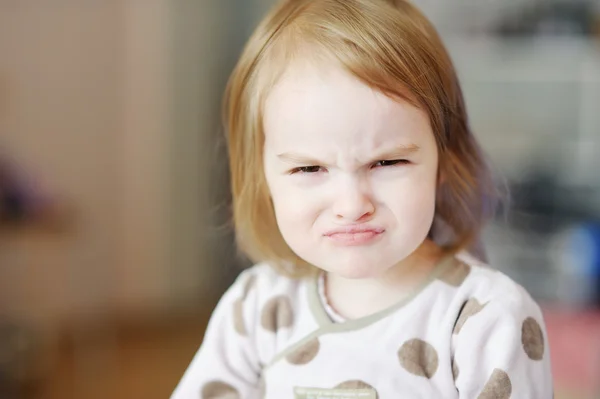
[0,0,599,398]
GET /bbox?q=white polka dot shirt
[171,253,553,398]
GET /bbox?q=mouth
[324,226,385,246]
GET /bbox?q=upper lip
[324,225,385,236]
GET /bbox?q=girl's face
[263,61,439,279]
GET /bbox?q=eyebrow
[276,144,420,165]
[372,144,420,160]
[276,152,325,165]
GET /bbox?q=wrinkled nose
[332,178,375,222]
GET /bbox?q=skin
[263,59,442,319]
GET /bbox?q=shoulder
[221,263,318,364]
[224,262,310,333]
[457,252,539,310]
[446,252,546,339]
[231,262,305,301]
[448,255,553,396]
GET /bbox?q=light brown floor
[15,317,208,399]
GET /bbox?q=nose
[332,177,375,222]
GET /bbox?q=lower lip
[325,231,383,246]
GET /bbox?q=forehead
[262,60,433,154]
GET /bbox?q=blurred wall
[168,0,230,312]
[119,0,172,316]
[0,0,264,332]
[0,2,124,328]
[167,0,274,309]
[0,0,189,328]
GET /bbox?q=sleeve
[451,291,553,398]
[171,270,262,399]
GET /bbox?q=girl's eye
[373,159,409,168]
[291,165,323,174]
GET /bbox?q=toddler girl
[172,0,553,397]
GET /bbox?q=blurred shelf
[0,203,77,240]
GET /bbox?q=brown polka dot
[261,295,294,332]
[286,337,320,365]
[398,339,439,379]
[232,298,246,336]
[242,275,256,299]
[522,317,545,361]
[438,260,471,287]
[335,380,378,398]
[453,298,486,335]
[451,359,459,382]
[201,381,240,399]
[477,369,511,399]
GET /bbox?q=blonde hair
[224,0,499,277]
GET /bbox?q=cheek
[269,186,322,253]
[378,170,437,221]
[268,178,321,226]
[385,184,435,215]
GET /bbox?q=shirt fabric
[171,253,553,399]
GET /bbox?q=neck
[325,240,444,320]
